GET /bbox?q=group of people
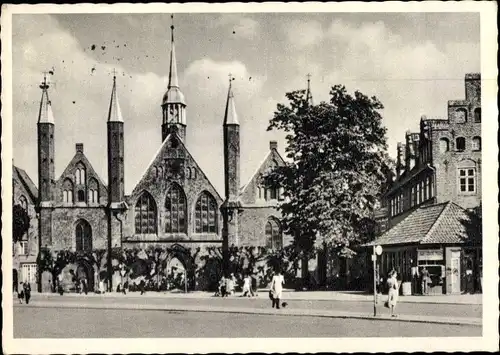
[216,270,287,310]
[16,282,32,304]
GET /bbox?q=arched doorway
[165,245,195,291]
[76,259,95,292]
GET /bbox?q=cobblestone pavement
[13,307,481,338]
[22,292,482,319]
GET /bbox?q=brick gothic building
[13,25,292,292]
[368,73,482,295]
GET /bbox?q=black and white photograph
[1,2,498,353]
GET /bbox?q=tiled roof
[366,202,472,246]
[421,202,469,244]
[13,165,38,201]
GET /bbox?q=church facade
[13,24,291,292]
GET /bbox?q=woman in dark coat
[23,282,32,304]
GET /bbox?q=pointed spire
[224,74,239,125]
[108,70,124,122]
[38,73,55,124]
[168,14,179,88]
[306,73,314,106]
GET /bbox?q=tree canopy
[265,85,393,255]
[13,204,30,243]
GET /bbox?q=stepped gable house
[368,73,482,295]
[12,23,293,292]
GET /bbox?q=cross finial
[228,73,233,83]
[112,68,117,79]
[306,73,312,83]
[40,71,50,90]
[171,14,175,42]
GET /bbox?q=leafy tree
[13,204,30,243]
[265,85,392,258]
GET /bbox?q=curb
[15,301,481,327]
[24,292,483,306]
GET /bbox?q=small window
[472,137,481,151]
[439,138,450,153]
[455,108,467,124]
[474,108,481,123]
[456,137,466,151]
[77,190,85,202]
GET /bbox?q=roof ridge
[421,201,452,243]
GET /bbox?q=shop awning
[365,201,473,247]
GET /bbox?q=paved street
[25,293,482,319]
[14,306,480,338]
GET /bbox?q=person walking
[386,270,400,317]
[23,282,32,305]
[17,282,24,304]
[57,273,64,295]
[241,275,252,297]
[421,267,430,295]
[270,269,285,309]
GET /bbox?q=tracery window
[165,183,187,233]
[135,191,157,234]
[265,218,282,250]
[194,192,218,234]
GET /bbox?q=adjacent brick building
[368,73,482,295]
[14,24,290,292]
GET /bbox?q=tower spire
[108,70,124,122]
[168,14,179,88]
[306,73,314,106]
[224,74,239,125]
[38,73,55,124]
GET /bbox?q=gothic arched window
[265,218,282,250]
[195,191,218,234]
[88,177,99,204]
[77,189,85,202]
[19,195,28,210]
[439,138,450,153]
[135,191,157,234]
[75,164,86,185]
[75,219,92,252]
[165,183,187,234]
[62,178,74,203]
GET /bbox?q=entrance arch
[165,244,195,291]
[76,259,95,292]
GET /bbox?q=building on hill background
[367,73,482,295]
[13,22,292,293]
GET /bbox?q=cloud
[282,19,324,48]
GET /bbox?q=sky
[11,12,480,196]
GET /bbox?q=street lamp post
[372,245,383,317]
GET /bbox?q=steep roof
[13,165,39,202]
[366,202,471,246]
[108,75,124,122]
[56,148,108,189]
[130,132,223,203]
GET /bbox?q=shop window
[21,263,37,284]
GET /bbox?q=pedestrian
[123,280,129,295]
[421,267,430,295]
[99,279,106,294]
[226,274,234,296]
[139,279,146,295]
[23,282,32,305]
[57,273,64,295]
[270,269,285,309]
[82,278,88,295]
[251,273,258,297]
[17,282,24,304]
[241,274,252,297]
[386,270,400,317]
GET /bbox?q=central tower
[162,15,187,143]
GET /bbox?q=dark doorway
[13,269,18,293]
